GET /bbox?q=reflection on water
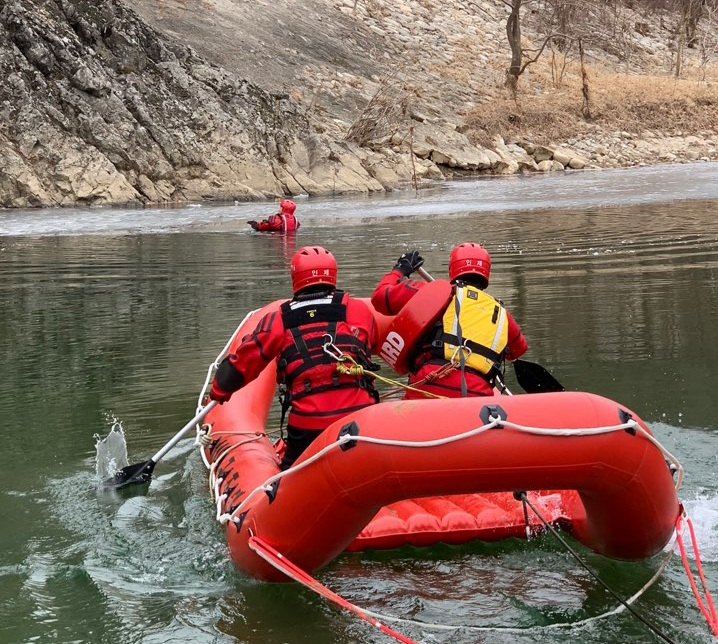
[1,169,717,644]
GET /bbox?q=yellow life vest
[441,284,508,375]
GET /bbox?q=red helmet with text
[448,242,491,286]
[280,199,296,214]
[290,246,337,293]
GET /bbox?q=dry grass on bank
[465,65,718,147]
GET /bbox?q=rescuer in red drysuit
[371,243,528,399]
[210,246,380,469]
[247,199,301,233]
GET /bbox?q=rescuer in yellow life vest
[441,277,509,378]
[371,243,528,398]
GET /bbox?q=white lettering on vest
[380,331,405,367]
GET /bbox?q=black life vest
[277,290,377,403]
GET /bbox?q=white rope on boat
[194,309,258,471]
[206,432,268,504]
[500,419,684,490]
[217,416,504,524]
[214,414,683,525]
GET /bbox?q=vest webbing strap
[437,331,504,365]
[278,290,376,400]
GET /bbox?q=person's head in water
[280,199,297,215]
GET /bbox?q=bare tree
[504,0,524,95]
[344,70,415,147]
[503,0,573,94]
[578,38,592,118]
[680,0,707,47]
[503,0,717,93]
[696,1,718,79]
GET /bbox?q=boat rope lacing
[204,431,268,510]
[211,412,684,527]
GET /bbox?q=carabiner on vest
[322,334,346,362]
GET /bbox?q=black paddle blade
[101,459,156,490]
[513,359,565,393]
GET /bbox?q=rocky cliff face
[0,0,439,208]
[1,0,716,209]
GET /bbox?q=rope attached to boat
[214,413,684,527]
[248,535,419,644]
[291,541,678,638]
[517,491,678,644]
[246,514,682,642]
[675,512,718,636]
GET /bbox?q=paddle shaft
[416,266,433,282]
[151,400,218,463]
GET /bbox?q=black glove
[247,220,258,230]
[393,250,424,277]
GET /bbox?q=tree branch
[518,32,574,75]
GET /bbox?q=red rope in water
[675,513,718,636]
[248,536,419,644]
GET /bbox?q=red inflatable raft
[198,301,680,582]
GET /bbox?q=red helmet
[280,199,296,214]
[448,243,491,285]
[290,246,337,293]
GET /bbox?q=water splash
[683,495,718,563]
[94,420,129,481]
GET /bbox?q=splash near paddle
[94,422,129,481]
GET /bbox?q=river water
[1,163,717,644]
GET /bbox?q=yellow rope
[335,355,447,399]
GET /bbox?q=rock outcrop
[1,0,716,208]
[0,0,439,207]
